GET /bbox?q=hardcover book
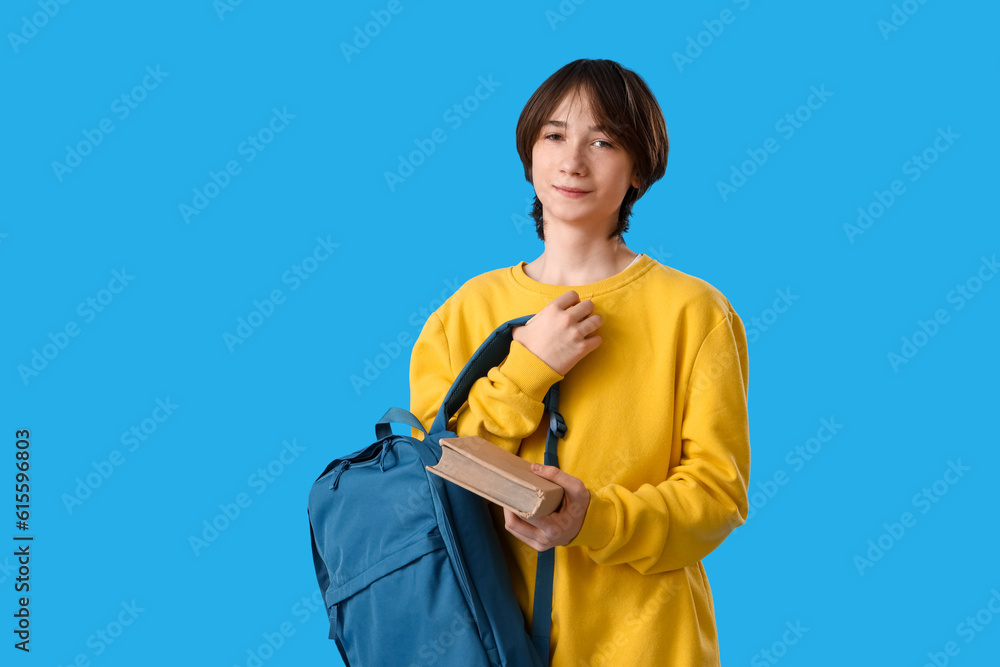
[426,436,565,519]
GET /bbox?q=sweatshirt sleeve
[567,311,751,573]
[409,312,565,454]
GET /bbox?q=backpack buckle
[549,410,567,440]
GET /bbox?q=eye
[541,133,614,148]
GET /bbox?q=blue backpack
[307,316,565,666]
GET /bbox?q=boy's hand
[512,291,602,375]
[503,463,591,551]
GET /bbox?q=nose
[559,140,587,175]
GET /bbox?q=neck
[525,225,638,286]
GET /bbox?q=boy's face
[531,88,639,239]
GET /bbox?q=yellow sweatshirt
[409,254,750,666]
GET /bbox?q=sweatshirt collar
[509,253,655,298]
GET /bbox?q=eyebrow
[543,120,607,133]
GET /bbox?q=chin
[538,197,616,227]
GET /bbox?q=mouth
[554,185,591,197]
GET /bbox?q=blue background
[3,1,998,665]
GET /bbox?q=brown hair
[515,59,669,240]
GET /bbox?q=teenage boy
[411,58,750,666]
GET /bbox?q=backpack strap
[531,382,565,662]
[374,407,427,440]
[428,314,564,663]
[429,314,534,436]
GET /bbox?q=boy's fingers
[551,291,581,309]
[532,463,584,493]
[577,313,602,337]
[505,509,547,544]
[566,298,595,320]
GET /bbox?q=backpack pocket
[326,528,494,667]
